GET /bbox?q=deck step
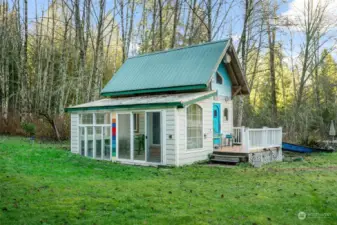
[211,153,248,164]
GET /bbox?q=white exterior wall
[69,108,177,165]
[69,98,233,167]
[165,108,176,165]
[70,113,80,154]
[177,97,214,165]
[215,99,233,136]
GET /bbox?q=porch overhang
[65,90,216,112]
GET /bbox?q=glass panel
[224,108,228,121]
[152,112,161,145]
[187,104,203,149]
[118,114,131,159]
[81,114,93,124]
[133,114,139,132]
[87,127,93,158]
[96,113,110,124]
[103,127,111,160]
[216,72,223,84]
[147,112,161,163]
[133,112,145,161]
[80,127,85,156]
[95,127,102,159]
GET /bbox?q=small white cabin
[66,39,282,167]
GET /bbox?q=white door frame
[116,109,166,165]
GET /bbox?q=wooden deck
[213,145,244,153]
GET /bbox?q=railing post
[241,126,245,144]
[279,127,283,146]
[245,127,250,153]
[262,126,268,148]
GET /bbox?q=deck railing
[233,127,282,153]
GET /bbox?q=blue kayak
[282,142,332,153]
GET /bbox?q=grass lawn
[1,136,337,225]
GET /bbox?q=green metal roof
[101,39,230,96]
[65,91,217,112]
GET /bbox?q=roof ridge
[128,38,230,60]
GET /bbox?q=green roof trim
[65,91,217,112]
[101,39,230,97]
[181,91,217,107]
[65,102,181,113]
[101,84,207,97]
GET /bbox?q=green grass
[1,136,337,225]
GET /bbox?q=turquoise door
[213,103,221,145]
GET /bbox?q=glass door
[146,112,162,163]
[117,114,131,159]
[133,112,146,161]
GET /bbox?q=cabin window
[79,113,111,160]
[216,72,223,84]
[96,113,110,124]
[187,104,203,149]
[80,114,93,124]
[223,108,228,121]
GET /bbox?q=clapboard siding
[177,97,214,165]
[165,108,176,165]
[221,100,233,135]
[70,114,79,154]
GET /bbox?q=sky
[24,0,337,60]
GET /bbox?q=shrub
[21,122,36,137]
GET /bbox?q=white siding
[71,113,79,153]
[177,97,214,165]
[165,108,176,165]
[220,99,233,136]
[69,100,230,167]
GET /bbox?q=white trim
[93,124,96,159]
[116,112,132,160]
[162,110,166,165]
[145,112,148,162]
[116,110,165,164]
[183,149,211,154]
[101,126,104,160]
[84,127,88,156]
[77,116,81,155]
[145,111,164,164]
[206,41,230,85]
[117,159,164,167]
[175,108,180,166]
[131,112,134,161]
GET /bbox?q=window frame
[133,113,139,133]
[186,104,204,150]
[78,112,111,161]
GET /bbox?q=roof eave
[100,84,208,97]
[65,102,183,113]
[65,90,217,113]
[225,41,250,95]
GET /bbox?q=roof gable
[101,40,230,96]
